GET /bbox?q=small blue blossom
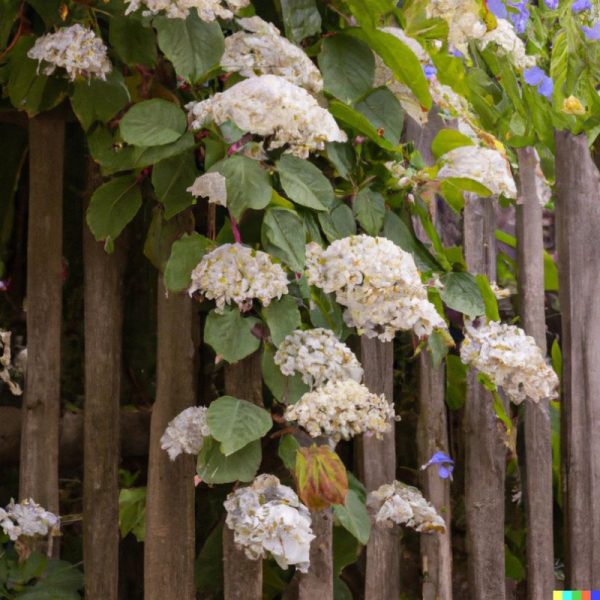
[582,23,600,40]
[524,66,554,99]
[544,0,558,8]
[423,64,437,80]
[572,0,592,13]
[421,451,455,480]
[488,0,507,19]
[508,1,530,34]
[449,47,463,58]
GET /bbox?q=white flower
[160,406,210,460]
[187,172,227,207]
[224,474,315,572]
[274,328,363,388]
[305,235,446,341]
[367,481,446,533]
[426,0,487,54]
[284,379,396,441]
[221,17,323,93]
[0,499,59,541]
[437,146,517,198]
[0,330,22,396]
[186,75,347,157]
[124,0,249,20]
[460,321,559,404]
[477,19,535,70]
[188,243,289,312]
[27,24,111,81]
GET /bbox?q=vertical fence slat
[223,352,263,600]
[555,131,600,588]
[19,112,65,515]
[144,276,196,600]
[463,195,506,600]
[83,161,126,600]
[516,147,554,599]
[358,337,399,600]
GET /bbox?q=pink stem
[229,212,242,244]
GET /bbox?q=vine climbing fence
[1,1,600,600]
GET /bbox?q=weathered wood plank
[516,147,554,599]
[554,131,600,588]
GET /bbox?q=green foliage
[332,489,371,544]
[119,99,187,147]
[262,207,306,271]
[197,437,261,484]
[431,129,475,158]
[164,232,212,291]
[353,187,385,236]
[109,17,157,67]
[278,434,300,470]
[277,155,334,211]
[204,308,261,363]
[262,295,302,346]
[118,487,147,542]
[354,87,404,145]
[151,152,198,219]
[440,272,486,319]
[262,346,309,404]
[280,0,322,42]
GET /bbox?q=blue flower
[421,451,455,480]
[572,0,592,13]
[423,64,437,80]
[488,0,507,19]
[449,47,463,58]
[583,23,600,39]
[523,66,554,99]
[544,0,558,8]
[508,1,530,34]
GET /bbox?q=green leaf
[318,34,374,104]
[333,526,361,575]
[354,87,404,145]
[86,175,142,245]
[431,129,475,158]
[119,99,187,147]
[441,177,493,198]
[325,142,354,179]
[353,188,385,236]
[280,0,322,42]
[550,30,568,106]
[277,154,334,211]
[164,232,213,292]
[70,70,130,131]
[217,155,272,220]
[118,487,146,541]
[262,207,305,271]
[262,346,309,404]
[446,354,466,410]
[475,274,500,321]
[551,339,562,381]
[332,489,371,545]
[155,12,224,82]
[440,272,485,319]
[343,0,395,28]
[197,437,261,484]
[262,295,301,346]
[151,152,198,219]
[204,308,261,363]
[143,207,179,271]
[278,434,300,470]
[505,545,525,582]
[428,330,449,368]
[318,201,356,242]
[309,287,351,340]
[109,16,157,67]
[0,0,20,48]
[207,396,272,456]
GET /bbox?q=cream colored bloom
[124,0,249,20]
[187,172,227,207]
[426,0,487,54]
[160,406,210,460]
[477,18,536,70]
[0,499,59,542]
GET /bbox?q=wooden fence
[3,106,600,600]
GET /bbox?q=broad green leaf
[332,489,371,545]
[353,188,385,236]
[333,526,361,575]
[143,207,179,271]
[262,346,309,404]
[446,354,466,410]
[505,545,525,582]
[325,142,354,179]
[86,175,142,246]
[120,99,187,147]
[278,434,300,470]
[354,87,404,145]
[550,30,568,106]
[277,154,334,211]
[551,339,562,380]
[151,152,198,219]
[440,272,485,319]
[343,0,395,28]
[197,437,261,484]
[431,129,475,158]
[262,207,305,271]
[204,308,261,363]
[280,0,322,42]
[318,201,356,242]
[25,0,61,25]
[0,0,20,48]
[164,232,213,291]
[262,295,301,346]
[428,330,449,368]
[309,287,351,340]
[319,34,374,104]
[207,396,272,456]
[155,13,224,82]
[70,70,130,131]
[217,155,272,220]
[475,274,500,321]
[441,177,493,197]
[118,487,146,541]
[109,16,157,67]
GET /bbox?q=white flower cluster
[460,321,559,404]
[189,243,288,312]
[477,19,536,70]
[224,474,314,572]
[221,17,323,94]
[186,75,347,157]
[124,0,249,20]
[437,146,517,199]
[426,0,487,54]
[27,24,111,81]
[284,379,396,441]
[187,172,227,207]
[305,235,446,341]
[160,406,210,460]
[0,331,21,396]
[274,328,363,388]
[0,499,59,542]
[367,481,446,533]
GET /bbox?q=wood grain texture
[463,195,506,600]
[144,278,196,600]
[357,337,400,600]
[83,161,126,600]
[516,147,554,600]
[19,112,65,516]
[222,352,263,600]
[555,131,600,588]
